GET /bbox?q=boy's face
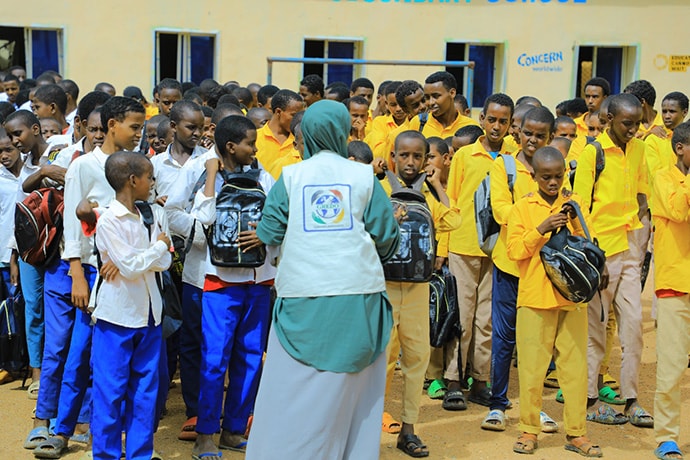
[584,85,605,112]
[146,122,160,150]
[156,88,182,116]
[109,111,145,151]
[229,129,258,166]
[0,136,21,170]
[532,158,565,198]
[3,80,19,103]
[480,102,512,146]
[40,119,61,139]
[676,142,690,169]
[587,116,604,138]
[349,103,369,128]
[4,119,40,153]
[298,86,320,107]
[202,116,213,140]
[32,98,55,119]
[607,105,643,147]
[351,87,374,107]
[554,122,577,141]
[385,93,406,124]
[393,137,426,183]
[403,88,427,117]
[293,129,304,157]
[85,111,106,149]
[424,81,456,119]
[172,109,204,150]
[510,115,524,145]
[248,112,270,130]
[426,144,449,171]
[11,68,26,81]
[662,99,688,130]
[277,99,304,134]
[520,119,553,158]
[133,163,155,201]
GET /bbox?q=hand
[99,261,119,282]
[76,199,99,224]
[205,157,222,175]
[155,195,168,207]
[9,257,19,286]
[537,213,569,235]
[600,264,610,290]
[352,118,366,140]
[561,188,572,198]
[434,256,446,271]
[425,165,442,188]
[157,232,171,248]
[647,126,667,140]
[560,203,577,219]
[372,157,386,175]
[199,136,214,150]
[71,273,91,312]
[238,222,264,252]
[41,165,66,184]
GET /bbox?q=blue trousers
[0,267,13,299]
[489,267,518,411]
[18,259,44,369]
[179,283,202,418]
[92,317,161,460]
[197,284,271,435]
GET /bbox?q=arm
[22,164,66,192]
[62,165,90,310]
[652,170,690,224]
[164,166,201,237]
[256,175,289,246]
[506,202,566,261]
[363,178,400,264]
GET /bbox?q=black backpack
[0,286,28,374]
[540,200,606,304]
[429,265,460,347]
[205,168,266,268]
[474,154,517,256]
[383,171,436,283]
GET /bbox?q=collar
[0,165,20,180]
[109,199,139,218]
[469,136,513,157]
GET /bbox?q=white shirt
[191,167,277,284]
[49,138,86,169]
[92,200,171,328]
[0,166,22,263]
[65,109,77,139]
[63,147,115,266]
[150,145,207,200]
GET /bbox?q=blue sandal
[586,404,628,425]
[24,426,50,450]
[34,436,68,459]
[655,441,683,460]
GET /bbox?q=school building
[1,0,688,110]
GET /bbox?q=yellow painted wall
[2,0,689,110]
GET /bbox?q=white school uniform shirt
[191,166,277,284]
[150,145,207,199]
[65,109,77,139]
[92,200,171,328]
[0,166,22,264]
[62,147,115,267]
[49,138,86,169]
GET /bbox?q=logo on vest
[302,184,353,232]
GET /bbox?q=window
[0,26,62,76]
[574,45,639,97]
[155,31,215,84]
[446,42,503,108]
[303,39,362,86]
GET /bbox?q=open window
[574,45,639,97]
[155,31,216,84]
[0,26,62,76]
[446,42,504,108]
[303,38,363,86]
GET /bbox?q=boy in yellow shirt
[574,78,610,138]
[651,121,690,460]
[255,89,304,178]
[645,91,688,178]
[624,80,664,140]
[507,146,602,457]
[421,71,479,139]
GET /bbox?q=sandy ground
[2,289,689,460]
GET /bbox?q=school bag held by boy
[429,264,460,348]
[14,187,64,267]
[474,154,516,256]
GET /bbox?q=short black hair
[211,104,244,125]
[454,94,469,112]
[350,78,374,93]
[324,82,349,102]
[199,79,220,101]
[663,91,689,112]
[36,73,56,85]
[4,109,40,129]
[205,86,231,109]
[300,75,324,97]
[257,85,280,107]
[100,96,145,134]
[182,81,197,94]
[522,107,555,133]
[395,80,423,109]
[216,93,241,108]
[454,125,483,144]
[3,74,19,84]
[566,98,588,116]
[482,93,515,117]
[104,151,152,192]
[394,130,429,154]
[271,89,302,112]
[0,102,16,121]
[383,81,402,97]
[555,116,576,128]
[533,146,565,171]
[183,91,204,106]
[584,77,611,97]
[672,121,690,149]
[427,136,450,155]
[515,95,542,107]
[20,79,36,91]
[170,100,203,124]
[345,96,369,110]
[624,80,656,107]
[232,87,254,107]
[425,71,457,91]
[94,82,116,94]
[156,118,171,139]
[34,84,68,114]
[347,140,373,164]
[214,115,256,156]
[58,79,79,101]
[201,105,214,118]
[158,78,183,95]
[607,93,642,117]
[77,90,112,120]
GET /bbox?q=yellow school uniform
[574,113,589,138]
[651,166,690,292]
[255,123,294,179]
[365,114,399,153]
[374,118,412,172]
[645,130,675,179]
[637,111,665,140]
[268,148,302,180]
[447,136,518,256]
[408,111,480,139]
[572,130,649,256]
[566,135,588,164]
[503,135,520,152]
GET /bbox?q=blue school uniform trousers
[179,282,203,418]
[17,260,44,369]
[489,266,519,411]
[196,284,271,435]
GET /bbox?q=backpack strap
[591,141,605,183]
[385,170,427,193]
[134,201,166,301]
[502,154,517,195]
[565,200,593,242]
[418,113,428,133]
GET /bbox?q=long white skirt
[246,328,386,460]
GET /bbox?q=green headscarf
[301,99,350,160]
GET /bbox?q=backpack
[568,139,605,194]
[474,154,516,256]
[539,200,606,304]
[15,187,64,267]
[204,168,267,268]
[0,286,28,374]
[383,170,436,283]
[429,265,460,348]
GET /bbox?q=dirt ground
[2,288,689,460]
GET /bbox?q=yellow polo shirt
[565,135,588,164]
[572,130,649,256]
[374,118,413,172]
[652,165,690,293]
[645,130,675,180]
[636,112,665,140]
[409,111,480,139]
[365,115,399,152]
[574,113,589,139]
[268,148,302,180]
[447,136,518,256]
[507,192,590,309]
[256,123,294,179]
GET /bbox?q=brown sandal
[513,432,538,455]
[565,436,603,458]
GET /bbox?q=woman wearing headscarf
[246,100,400,460]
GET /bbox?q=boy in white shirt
[0,127,22,298]
[91,151,171,460]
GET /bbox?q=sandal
[544,369,560,388]
[382,411,401,434]
[602,372,620,390]
[427,379,447,399]
[24,426,50,450]
[655,440,684,460]
[627,403,654,428]
[178,416,198,441]
[396,433,429,458]
[540,411,559,433]
[586,404,628,425]
[28,381,40,400]
[191,452,222,460]
[34,436,68,459]
[442,389,467,411]
[219,433,248,453]
[481,409,506,431]
[513,432,538,455]
[556,389,564,403]
[598,386,625,405]
[565,436,603,458]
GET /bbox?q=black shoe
[468,385,492,407]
